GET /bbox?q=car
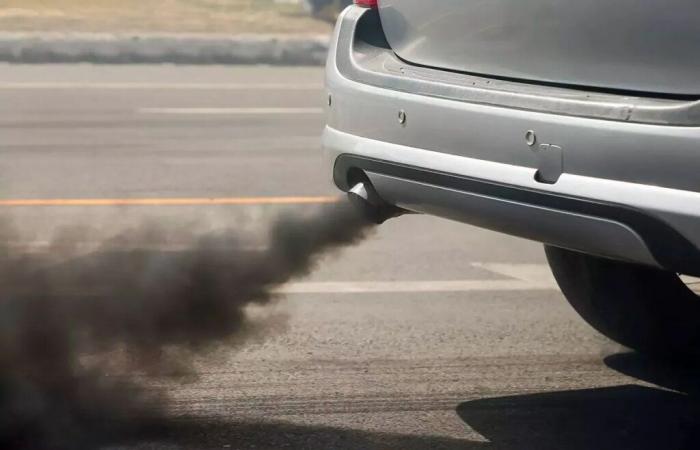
[323,0,700,357]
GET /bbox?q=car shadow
[456,352,700,450]
[113,418,481,450]
[604,351,700,396]
[110,352,700,450]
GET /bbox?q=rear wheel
[544,245,700,357]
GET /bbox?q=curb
[0,33,330,65]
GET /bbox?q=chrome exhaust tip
[347,181,404,224]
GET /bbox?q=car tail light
[354,0,378,8]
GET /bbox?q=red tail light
[354,0,378,8]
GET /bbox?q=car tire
[544,245,700,358]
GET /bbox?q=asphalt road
[1,64,698,450]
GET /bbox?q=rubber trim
[333,154,700,275]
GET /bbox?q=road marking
[276,279,558,294]
[277,264,558,294]
[472,263,557,285]
[0,196,338,207]
[139,107,325,115]
[680,275,700,294]
[0,82,322,90]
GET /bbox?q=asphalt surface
[1,64,699,450]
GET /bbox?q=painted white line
[680,275,700,294]
[0,82,322,90]
[276,264,559,294]
[471,263,557,285]
[139,107,324,115]
[275,279,558,294]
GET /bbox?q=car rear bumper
[323,6,700,275]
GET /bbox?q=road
[1,64,698,450]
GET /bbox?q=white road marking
[276,279,557,294]
[0,82,322,90]
[680,275,700,294]
[472,263,557,284]
[277,263,558,294]
[138,107,324,115]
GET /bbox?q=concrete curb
[0,33,329,65]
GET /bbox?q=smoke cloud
[0,201,374,449]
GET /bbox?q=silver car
[323,0,700,357]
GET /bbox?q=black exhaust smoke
[0,201,375,449]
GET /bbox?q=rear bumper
[323,6,700,274]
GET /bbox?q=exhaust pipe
[347,181,405,224]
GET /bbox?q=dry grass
[0,0,332,34]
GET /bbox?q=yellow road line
[0,196,339,207]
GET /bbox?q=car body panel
[378,0,700,96]
[324,6,700,274]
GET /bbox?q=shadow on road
[457,352,700,450]
[116,419,477,450]
[605,351,700,396]
[112,352,700,450]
